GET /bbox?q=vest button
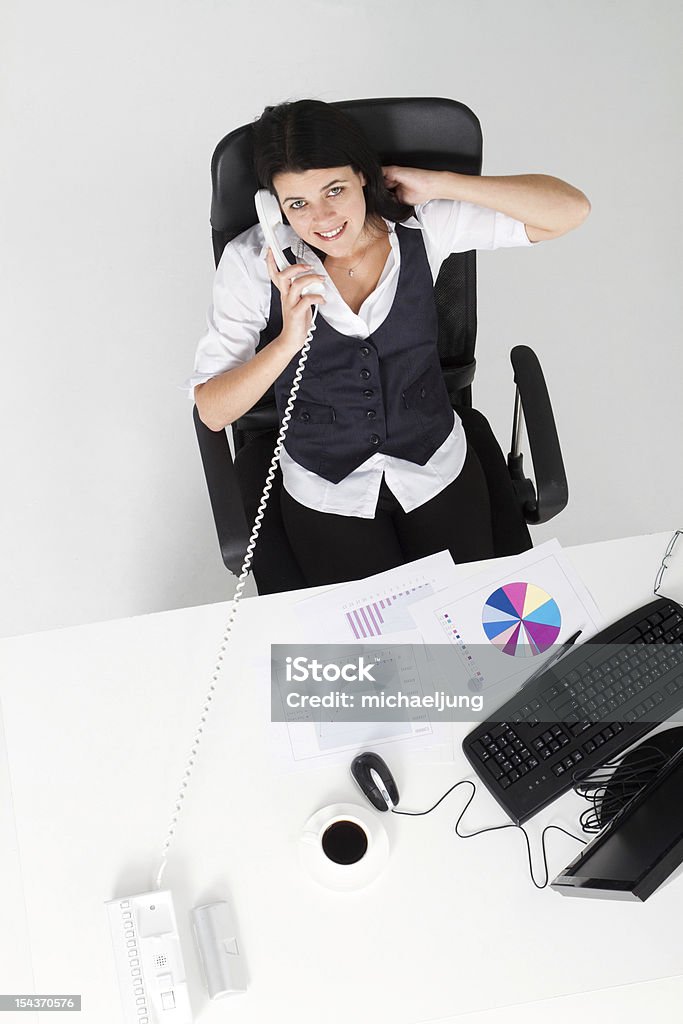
[420,387,426,399]
[363,389,374,398]
[370,434,381,445]
[359,368,371,380]
[366,410,376,420]
[300,411,310,422]
[360,346,370,357]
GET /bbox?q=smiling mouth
[315,222,347,241]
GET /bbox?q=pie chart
[482,582,561,657]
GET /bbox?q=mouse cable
[153,306,319,891]
[392,779,587,890]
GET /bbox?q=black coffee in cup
[321,820,368,865]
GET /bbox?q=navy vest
[257,224,454,485]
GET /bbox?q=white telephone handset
[255,188,325,295]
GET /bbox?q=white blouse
[188,199,534,517]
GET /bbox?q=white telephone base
[105,889,193,1024]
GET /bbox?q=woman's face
[272,165,369,258]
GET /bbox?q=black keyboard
[463,597,683,824]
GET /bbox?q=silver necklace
[327,240,372,277]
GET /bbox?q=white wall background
[2,0,681,638]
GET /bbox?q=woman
[191,100,590,586]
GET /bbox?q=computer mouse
[351,751,399,812]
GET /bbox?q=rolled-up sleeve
[414,199,533,274]
[184,240,270,397]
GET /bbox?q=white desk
[1,532,682,1024]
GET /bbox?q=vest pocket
[286,400,336,474]
[291,400,336,425]
[402,362,453,448]
[402,362,450,412]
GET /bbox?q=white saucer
[299,802,389,891]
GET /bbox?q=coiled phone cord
[153,308,319,890]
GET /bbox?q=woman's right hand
[265,249,326,353]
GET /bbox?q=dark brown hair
[252,99,413,225]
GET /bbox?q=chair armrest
[508,346,568,525]
[193,405,249,575]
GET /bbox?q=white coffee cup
[299,802,389,891]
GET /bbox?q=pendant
[349,269,354,277]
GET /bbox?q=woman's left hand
[382,166,441,206]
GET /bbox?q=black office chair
[193,97,568,593]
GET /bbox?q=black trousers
[280,444,494,587]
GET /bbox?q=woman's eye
[288,187,342,211]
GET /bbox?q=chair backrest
[209,97,483,422]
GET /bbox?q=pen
[521,629,583,689]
